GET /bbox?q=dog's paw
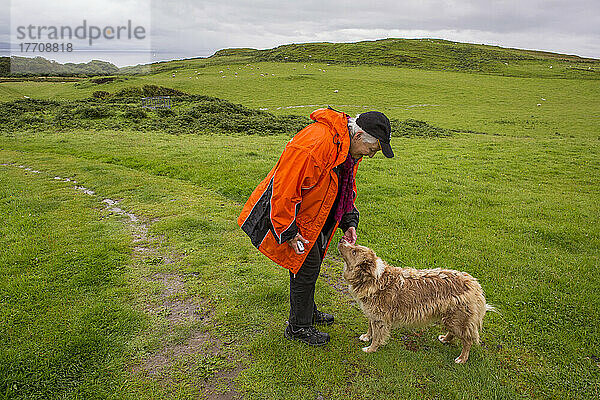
[359,333,371,342]
[454,356,467,364]
[362,346,376,353]
[438,334,450,344]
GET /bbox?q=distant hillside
[1,56,119,77]
[3,38,599,79]
[206,38,599,78]
[216,38,596,66]
[136,38,598,80]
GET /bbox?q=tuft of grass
[113,84,188,98]
[392,119,452,137]
[73,104,114,119]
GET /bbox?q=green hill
[0,56,119,77]
[144,38,599,80]
[3,38,598,80]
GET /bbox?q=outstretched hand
[342,227,357,245]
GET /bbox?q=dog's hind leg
[362,321,390,353]
[359,320,373,342]
[438,332,454,344]
[455,339,472,364]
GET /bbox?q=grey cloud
[161,0,599,35]
[5,0,599,65]
[1,0,10,56]
[147,0,599,60]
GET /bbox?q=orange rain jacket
[237,108,360,274]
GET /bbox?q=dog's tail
[476,303,500,333]
[485,303,499,315]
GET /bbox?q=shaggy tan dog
[338,240,495,363]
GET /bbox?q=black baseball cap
[356,111,394,158]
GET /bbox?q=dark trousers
[288,232,327,329]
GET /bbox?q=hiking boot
[313,309,334,326]
[284,324,330,346]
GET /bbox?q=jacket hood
[309,108,351,167]
[310,108,349,135]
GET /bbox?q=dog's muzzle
[337,238,352,255]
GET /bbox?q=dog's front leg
[362,321,390,353]
[359,320,373,342]
[358,323,372,342]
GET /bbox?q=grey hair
[348,115,378,144]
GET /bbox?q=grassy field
[1,58,599,140]
[0,158,144,399]
[1,44,599,399]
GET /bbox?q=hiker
[237,107,394,346]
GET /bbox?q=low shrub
[90,76,118,84]
[155,108,175,117]
[92,90,110,99]
[0,94,452,138]
[123,108,147,119]
[73,105,113,119]
[114,87,144,97]
[20,114,45,124]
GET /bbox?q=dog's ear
[358,258,375,275]
[357,248,378,274]
[349,258,378,297]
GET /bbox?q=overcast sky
[2,0,599,67]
